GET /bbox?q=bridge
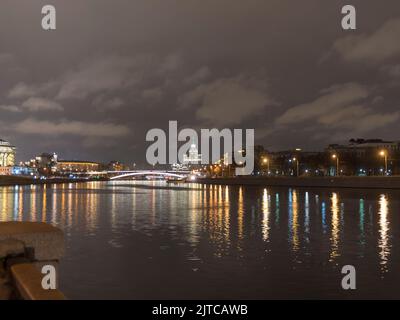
[78,170,191,180]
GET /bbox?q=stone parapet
[0,222,65,300]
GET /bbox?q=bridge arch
[109,171,187,180]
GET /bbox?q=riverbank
[0,176,107,187]
[197,176,400,189]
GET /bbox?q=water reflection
[304,192,310,240]
[288,189,300,251]
[275,193,280,226]
[378,194,390,272]
[261,188,270,242]
[0,182,398,298]
[237,187,244,249]
[359,199,365,251]
[330,193,340,261]
[321,201,327,234]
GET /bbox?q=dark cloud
[21,97,63,112]
[275,83,369,126]
[11,118,130,138]
[332,19,400,63]
[179,75,274,126]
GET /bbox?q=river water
[0,181,399,299]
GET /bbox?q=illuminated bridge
[82,170,191,180]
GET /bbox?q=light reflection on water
[378,194,390,272]
[330,192,340,262]
[0,181,399,299]
[261,188,270,242]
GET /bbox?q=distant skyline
[1,1,400,165]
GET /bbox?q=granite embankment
[197,176,400,189]
[0,222,65,300]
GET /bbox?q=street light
[380,150,388,175]
[332,154,339,176]
[292,157,299,177]
[262,157,270,174]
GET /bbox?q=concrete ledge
[0,222,66,299]
[0,222,64,261]
[0,239,25,259]
[11,263,65,300]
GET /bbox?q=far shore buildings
[24,152,101,174]
[2,137,400,177]
[326,138,400,156]
[265,139,400,176]
[1,140,101,176]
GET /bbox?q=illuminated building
[56,160,100,173]
[108,161,125,171]
[0,167,12,176]
[11,166,38,176]
[327,139,400,157]
[183,144,202,165]
[171,163,189,171]
[0,139,16,167]
[34,153,58,173]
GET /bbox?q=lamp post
[292,157,299,177]
[262,157,269,175]
[332,154,339,176]
[380,150,388,175]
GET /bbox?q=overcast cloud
[1,0,400,164]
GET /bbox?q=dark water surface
[0,181,399,299]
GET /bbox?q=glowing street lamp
[380,150,388,175]
[262,157,270,174]
[332,154,339,176]
[292,157,299,177]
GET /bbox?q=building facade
[56,160,100,173]
[327,139,400,157]
[326,139,400,175]
[107,161,125,171]
[33,153,58,173]
[0,167,12,175]
[0,139,16,167]
[183,144,202,165]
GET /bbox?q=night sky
[1,0,400,166]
